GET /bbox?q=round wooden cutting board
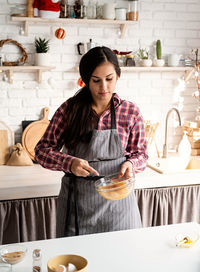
[22,107,50,161]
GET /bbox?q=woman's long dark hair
[64,46,121,149]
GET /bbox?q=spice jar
[32,249,42,272]
[116,54,124,67]
[125,54,135,66]
[126,0,139,21]
[60,0,68,18]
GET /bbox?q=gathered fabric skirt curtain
[0,197,57,245]
[1,185,200,244]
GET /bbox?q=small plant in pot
[153,40,165,67]
[35,37,50,66]
[137,48,152,67]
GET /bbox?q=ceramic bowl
[47,254,88,272]
[95,173,135,200]
[0,244,27,265]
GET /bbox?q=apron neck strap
[111,96,116,129]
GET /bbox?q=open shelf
[11,16,137,38]
[120,66,194,72]
[0,65,55,84]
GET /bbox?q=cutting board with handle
[0,121,15,165]
[0,130,9,165]
[22,107,50,161]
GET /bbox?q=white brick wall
[0,0,200,156]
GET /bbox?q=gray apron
[56,98,142,237]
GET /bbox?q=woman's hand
[71,158,99,177]
[118,161,134,179]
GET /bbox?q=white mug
[168,54,181,67]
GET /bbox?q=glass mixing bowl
[95,173,135,200]
[0,244,27,265]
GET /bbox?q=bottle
[74,0,84,19]
[178,131,191,158]
[60,0,68,18]
[126,0,139,21]
[32,249,42,272]
[27,0,34,17]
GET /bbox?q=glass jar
[117,54,124,67]
[74,0,84,19]
[125,54,136,66]
[10,5,26,17]
[86,0,96,19]
[60,0,68,18]
[126,0,139,21]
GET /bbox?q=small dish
[0,244,27,265]
[175,232,199,248]
[95,173,135,200]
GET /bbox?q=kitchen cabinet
[0,65,55,84]
[11,16,137,38]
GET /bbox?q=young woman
[35,46,148,237]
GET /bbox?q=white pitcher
[102,3,117,20]
[168,54,182,67]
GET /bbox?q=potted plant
[137,48,152,67]
[153,40,165,67]
[34,37,50,66]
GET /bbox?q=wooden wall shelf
[120,66,194,72]
[0,66,55,84]
[11,16,137,38]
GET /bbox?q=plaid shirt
[35,93,148,173]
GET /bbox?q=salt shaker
[32,249,42,272]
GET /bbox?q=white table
[2,222,200,272]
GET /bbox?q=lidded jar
[126,0,139,21]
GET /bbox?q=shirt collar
[113,93,122,107]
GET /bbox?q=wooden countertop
[1,164,200,201]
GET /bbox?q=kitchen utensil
[0,130,9,165]
[0,121,15,164]
[47,254,88,272]
[22,107,50,161]
[95,173,135,200]
[144,121,160,157]
[77,39,97,55]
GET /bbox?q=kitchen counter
[1,164,200,200]
[2,222,200,272]
[1,164,200,244]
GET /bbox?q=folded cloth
[6,143,33,166]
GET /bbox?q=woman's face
[89,61,119,105]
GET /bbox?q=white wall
[0,0,200,156]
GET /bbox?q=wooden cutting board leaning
[22,107,50,161]
[0,121,15,165]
